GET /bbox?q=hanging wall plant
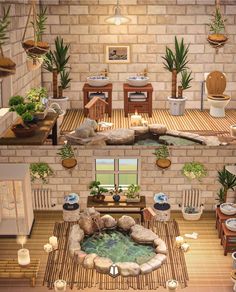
[0,5,16,78]
[57,143,77,169]
[182,162,207,181]
[22,4,49,63]
[207,6,228,50]
[30,162,53,184]
[153,145,171,169]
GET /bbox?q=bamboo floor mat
[43,220,188,290]
[60,109,236,136]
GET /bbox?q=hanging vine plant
[207,3,228,51]
[0,5,16,78]
[22,2,49,68]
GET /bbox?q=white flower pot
[168,97,187,116]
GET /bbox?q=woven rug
[43,220,188,290]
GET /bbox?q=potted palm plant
[217,167,236,203]
[26,87,48,120]
[207,7,227,47]
[153,145,171,169]
[89,180,108,203]
[0,5,16,77]
[57,143,77,169]
[126,184,140,202]
[162,37,190,116]
[8,95,37,138]
[43,36,71,111]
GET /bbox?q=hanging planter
[26,55,44,71]
[57,143,77,169]
[207,3,228,52]
[22,3,49,61]
[0,6,16,78]
[153,145,171,170]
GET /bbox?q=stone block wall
[1,1,41,103]
[0,144,235,211]
[40,0,236,110]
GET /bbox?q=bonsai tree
[0,5,16,76]
[30,162,53,184]
[43,36,71,99]
[89,181,108,200]
[182,162,207,181]
[217,167,236,203]
[178,70,193,98]
[207,7,227,43]
[9,95,35,127]
[162,36,190,99]
[26,87,48,113]
[126,184,140,199]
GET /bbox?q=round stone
[149,124,167,135]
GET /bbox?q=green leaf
[0,5,11,46]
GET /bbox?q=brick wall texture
[0,144,235,210]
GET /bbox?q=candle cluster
[44,236,58,253]
[175,236,190,252]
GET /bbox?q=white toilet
[205,71,231,118]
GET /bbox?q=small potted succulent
[207,7,227,47]
[26,87,48,120]
[89,180,108,203]
[30,162,53,184]
[109,184,123,202]
[0,5,16,77]
[153,145,171,169]
[126,184,140,202]
[182,162,207,181]
[57,143,77,169]
[8,95,37,138]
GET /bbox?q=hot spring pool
[81,230,156,264]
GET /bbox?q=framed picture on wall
[105,45,130,64]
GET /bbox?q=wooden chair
[180,189,204,220]
[85,96,108,122]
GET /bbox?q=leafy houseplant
[0,5,16,77]
[162,37,191,116]
[89,180,108,202]
[126,184,140,202]
[30,162,53,184]
[207,7,227,44]
[43,36,71,100]
[182,162,207,181]
[216,187,226,206]
[57,143,77,169]
[109,184,123,202]
[8,95,37,137]
[153,145,171,169]
[217,167,236,203]
[26,87,48,119]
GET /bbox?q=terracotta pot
[11,123,37,138]
[208,34,227,43]
[156,158,171,169]
[62,158,77,169]
[92,195,105,203]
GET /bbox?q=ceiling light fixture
[105,0,130,26]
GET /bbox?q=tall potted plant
[43,36,71,111]
[162,37,191,116]
[217,167,236,203]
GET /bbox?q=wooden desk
[215,207,236,238]
[0,259,40,287]
[221,223,236,256]
[83,83,112,117]
[123,83,153,117]
[87,195,146,222]
[0,113,58,145]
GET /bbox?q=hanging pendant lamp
[105,0,130,25]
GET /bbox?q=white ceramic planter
[168,97,187,116]
[49,97,69,112]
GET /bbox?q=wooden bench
[0,259,40,287]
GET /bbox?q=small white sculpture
[75,119,98,138]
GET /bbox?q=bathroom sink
[87,76,110,87]
[127,76,149,87]
[226,218,236,232]
[220,203,236,216]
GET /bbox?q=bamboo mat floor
[60,109,236,137]
[0,211,233,291]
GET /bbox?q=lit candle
[49,236,58,250]
[175,236,184,248]
[166,279,178,290]
[18,248,30,266]
[131,110,142,127]
[181,242,190,252]
[44,243,53,253]
[54,279,67,291]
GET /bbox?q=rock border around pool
[68,213,168,277]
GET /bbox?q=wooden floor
[60,109,236,136]
[0,211,233,292]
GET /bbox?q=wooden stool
[83,83,112,117]
[221,223,236,256]
[123,83,153,117]
[215,207,236,238]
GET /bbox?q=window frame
[94,157,140,189]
